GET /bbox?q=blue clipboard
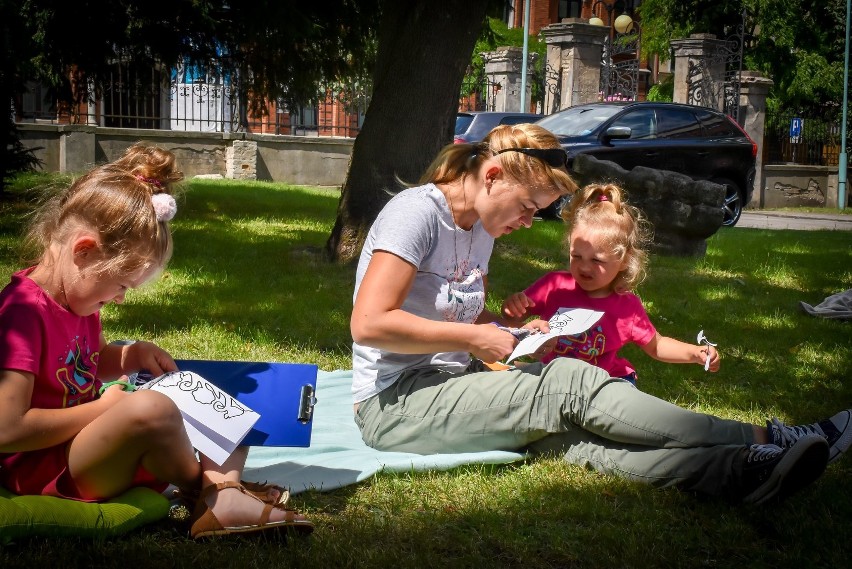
[174,359,318,447]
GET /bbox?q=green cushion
[0,486,169,542]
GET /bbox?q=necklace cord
[445,186,473,283]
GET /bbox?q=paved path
[736,211,852,231]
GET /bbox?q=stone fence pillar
[483,47,537,113]
[739,71,774,207]
[670,34,728,111]
[59,126,96,173]
[540,19,608,113]
[226,139,257,180]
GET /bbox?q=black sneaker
[741,434,828,505]
[768,410,852,464]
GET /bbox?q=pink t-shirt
[523,271,657,378]
[0,268,103,482]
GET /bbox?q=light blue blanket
[243,369,525,495]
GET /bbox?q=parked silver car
[454,111,544,144]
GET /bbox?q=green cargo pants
[355,358,755,497]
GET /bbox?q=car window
[499,115,541,126]
[610,109,656,139]
[536,106,622,136]
[695,109,739,137]
[656,108,703,139]
[455,114,474,135]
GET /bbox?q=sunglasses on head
[495,147,569,169]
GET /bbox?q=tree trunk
[325,0,492,263]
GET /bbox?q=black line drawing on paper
[156,371,247,419]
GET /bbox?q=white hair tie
[151,193,177,222]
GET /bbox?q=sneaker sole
[828,410,852,464]
[743,434,829,505]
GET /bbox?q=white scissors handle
[696,330,717,371]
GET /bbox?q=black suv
[536,102,757,226]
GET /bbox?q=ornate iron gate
[460,53,500,112]
[537,61,562,115]
[685,9,745,123]
[600,27,640,101]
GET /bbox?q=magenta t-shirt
[523,271,656,378]
[0,268,103,470]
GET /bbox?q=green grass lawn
[1,178,851,568]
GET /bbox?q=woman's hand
[471,324,519,363]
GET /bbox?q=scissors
[696,330,718,371]
[98,379,136,395]
[98,370,156,395]
[491,322,533,340]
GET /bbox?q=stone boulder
[572,153,725,256]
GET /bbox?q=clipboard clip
[297,384,317,424]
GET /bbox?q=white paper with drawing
[505,307,604,364]
[138,370,260,465]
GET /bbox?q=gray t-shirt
[351,183,495,402]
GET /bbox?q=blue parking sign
[790,117,803,142]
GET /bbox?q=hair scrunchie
[151,193,177,222]
[135,174,163,188]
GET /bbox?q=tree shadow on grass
[7,458,848,568]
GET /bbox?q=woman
[350,123,849,504]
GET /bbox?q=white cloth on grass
[800,289,852,320]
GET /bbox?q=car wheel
[712,178,743,227]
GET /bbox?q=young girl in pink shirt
[502,183,719,385]
[0,144,312,538]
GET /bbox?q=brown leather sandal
[189,481,314,539]
[239,480,290,507]
[174,480,290,507]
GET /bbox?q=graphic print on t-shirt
[440,266,485,324]
[552,324,606,365]
[55,335,99,407]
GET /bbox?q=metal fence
[459,60,499,112]
[459,53,556,114]
[764,110,841,167]
[32,55,841,155]
[15,62,369,139]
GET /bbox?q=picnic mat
[243,369,525,495]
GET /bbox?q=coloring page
[505,307,604,364]
[139,370,260,465]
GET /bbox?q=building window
[502,0,516,28]
[558,0,582,19]
[20,81,56,122]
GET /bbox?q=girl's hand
[502,292,534,321]
[530,337,559,360]
[521,318,550,334]
[472,324,519,363]
[127,341,177,377]
[98,379,133,407]
[699,344,721,372]
[522,320,557,360]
